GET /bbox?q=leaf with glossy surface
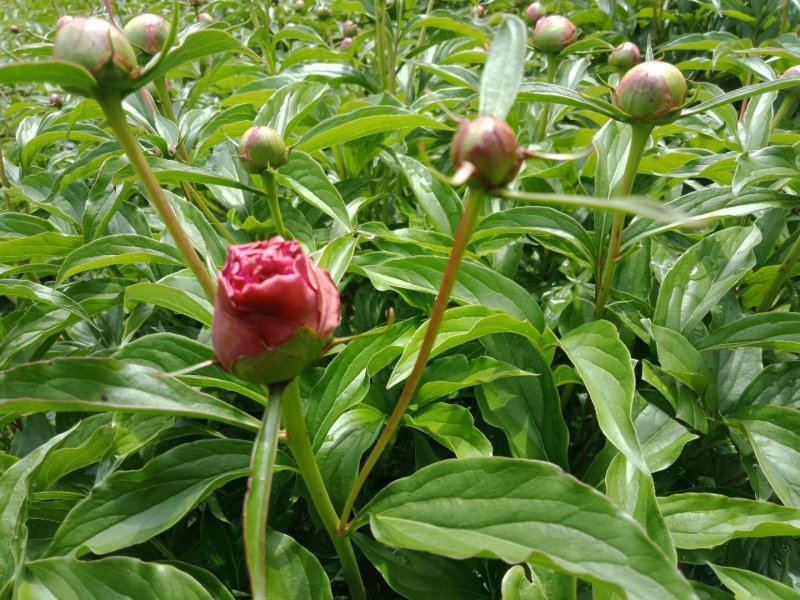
[710,564,800,600]
[266,530,333,600]
[352,457,694,600]
[404,402,492,458]
[697,313,800,352]
[0,358,260,432]
[277,151,351,228]
[15,556,214,600]
[659,493,800,549]
[255,80,329,137]
[397,155,462,236]
[561,321,646,471]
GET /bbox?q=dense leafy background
[2,0,800,598]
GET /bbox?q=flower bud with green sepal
[238,126,290,173]
[123,14,169,61]
[533,15,576,54]
[451,116,524,191]
[609,42,640,72]
[614,61,688,124]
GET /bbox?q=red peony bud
[608,42,640,71]
[341,19,358,37]
[211,238,340,384]
[524,2,545,24]
[123,14,169,59]
[451,116,524,190]
[533,15,576,54]
[53,17,138,87]
[614,61,687,124]
[781,66,800,96]
[239,126,290,172]
[341,37,353,51]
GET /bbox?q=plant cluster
[1,0,800,599]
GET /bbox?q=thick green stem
[338,188,483,529]
[593,123,652,320]
[534,55,559,142]
[772,96,795,129]
[256,171,288,238]
[374,0,389,91]
[757,234,800,311]
[280,379,366,600]
[0,144,11,211]
[97,94,217,300]
[243,385,284,600]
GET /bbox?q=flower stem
[772,96,795,129]
[0,144,11,211]
[97,93,217,300]
[338,187,483,529]
[243,384,284,600]
[280,379,366,600]
[255,171,289,239]
[374,0,389,91]
[593,123,652,320]
[534,54,559,142]
[757,234,800,311]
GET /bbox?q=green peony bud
[316,4,332,19]
[239,126,290,173]
[123,14,169,60]
[614,61,687,124]
[524,2,545,24]
[608,42,640,72]
[451,116,524,190]
[53,17,138,87]
[293,0,307,11]
[533,15,576,54]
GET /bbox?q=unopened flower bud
[614,61,687,123]
[524,2,545,24]
[608,42,640,72]
[49,93,63,107]
[341,37,353,51]
[56,15,74,29]
[10,25,20,34]
[197,12,215,23]
[341,19,358,37]
[123,14,169,59]
[239,126,290,172]
[212,239,340,384]
[53,17,138,87]
[451,116,524,190]
[533,15,576,54]
[471,4,487,18]
[293,0,307,11]
[316,4,332,19]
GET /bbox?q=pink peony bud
[341,37,353,51]
[212,238,341,384]
[49,93,63,107]
[197,12,215,23]
[533,15,576,54]
[10,24,20,34]
[608,42,640,71]
[56,15,74,29]
[451,116,524,190]
[123,14,169,59]
[524,2,545,24]
[471,4,487,18]
[239,126,290,172]
[341,19,358,37]
[614,60,687,124]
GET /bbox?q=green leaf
[517,82,625,119]
[710,564,800,600]
[560,321,646,472]
[352,457,694,600]
[736,363,800,410]
[388,306,541,387]
[266,530,333,600]
[296,106,450,153]
[15,556,214,600]
[650,324,709,394]
[697,313,800,352]
[404,402,492,458]
[0,279,91,323]
[406,12,490,44]
[477,334,569,468]
[56,234,185,282]
[682,76,800,117]
[0,232,81,262]
[277,151,351,228]
[397,155,462,236]
[653,227,761,335]
[46,439,251,557]
[255,81,328,137]
[124,277,213,327]
[729,405,800,508]
[659,493,800,549]
[353,533,488,600]
[0,61,97,97]
[417,355,531,405]
[479,15,526,120]
[0,358,260,432]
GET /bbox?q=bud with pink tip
[239,126,290,172]
[341,37,353,51]
[524,2,545,24]
[123,14,169,60]
[533,15,576,54]
[608,42,640,72]
[614,61,688,124]
[341,19,358,37]
[49,93,63,107]
[451,116,524,190]
[198,12,215,23]
[56,15,74,29]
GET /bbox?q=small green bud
[608,42,640,72]
[533,15,576,54]
[123,14,169,60]
[316,4,332,19]
[614,61,687,124]
[451,116,524,190]
[293,0,307,11]
[239,126,290,172]
[53,17,138,87]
